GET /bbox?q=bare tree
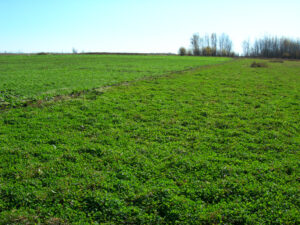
[242,39,250,57]
[199,37,204,52]
[187,49,193,56]
[204,34,210,48]
[246,35,300,59]
[187,32,235,57]
[218,33,226,56]
[211,33,217,56]
[190,34,201,56]
[223,35,232,56]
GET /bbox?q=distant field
[0,57,299,224]
[0,55,230,106]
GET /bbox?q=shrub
[178,47,187,56]
[36,52,48,55]
[282,52,290,58]
[251,61,268,68]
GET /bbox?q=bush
[178,47,187,56]
[282,52,290,58]
[36,52,48,55]
[251,61,268,68]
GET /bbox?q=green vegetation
[0,54,229,107]
[0,56,299,224]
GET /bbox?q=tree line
[243,36,300,59]
[179,33,235,57]
[180,33,300,59]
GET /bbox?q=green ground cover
[0,55,229,106]
[0,57,299,224]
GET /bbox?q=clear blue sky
[1,0,300,54]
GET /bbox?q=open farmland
[0,56,299,224]
[0,55,230,107]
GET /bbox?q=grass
[0,56,299,224]
[0,54,230,107]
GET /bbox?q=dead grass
[251,61,268,68]
[269,59,284,63]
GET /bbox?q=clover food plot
[0,55,230,106]
[0,57,299,224]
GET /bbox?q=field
[0,55,229,107]
[0,55,299,224]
